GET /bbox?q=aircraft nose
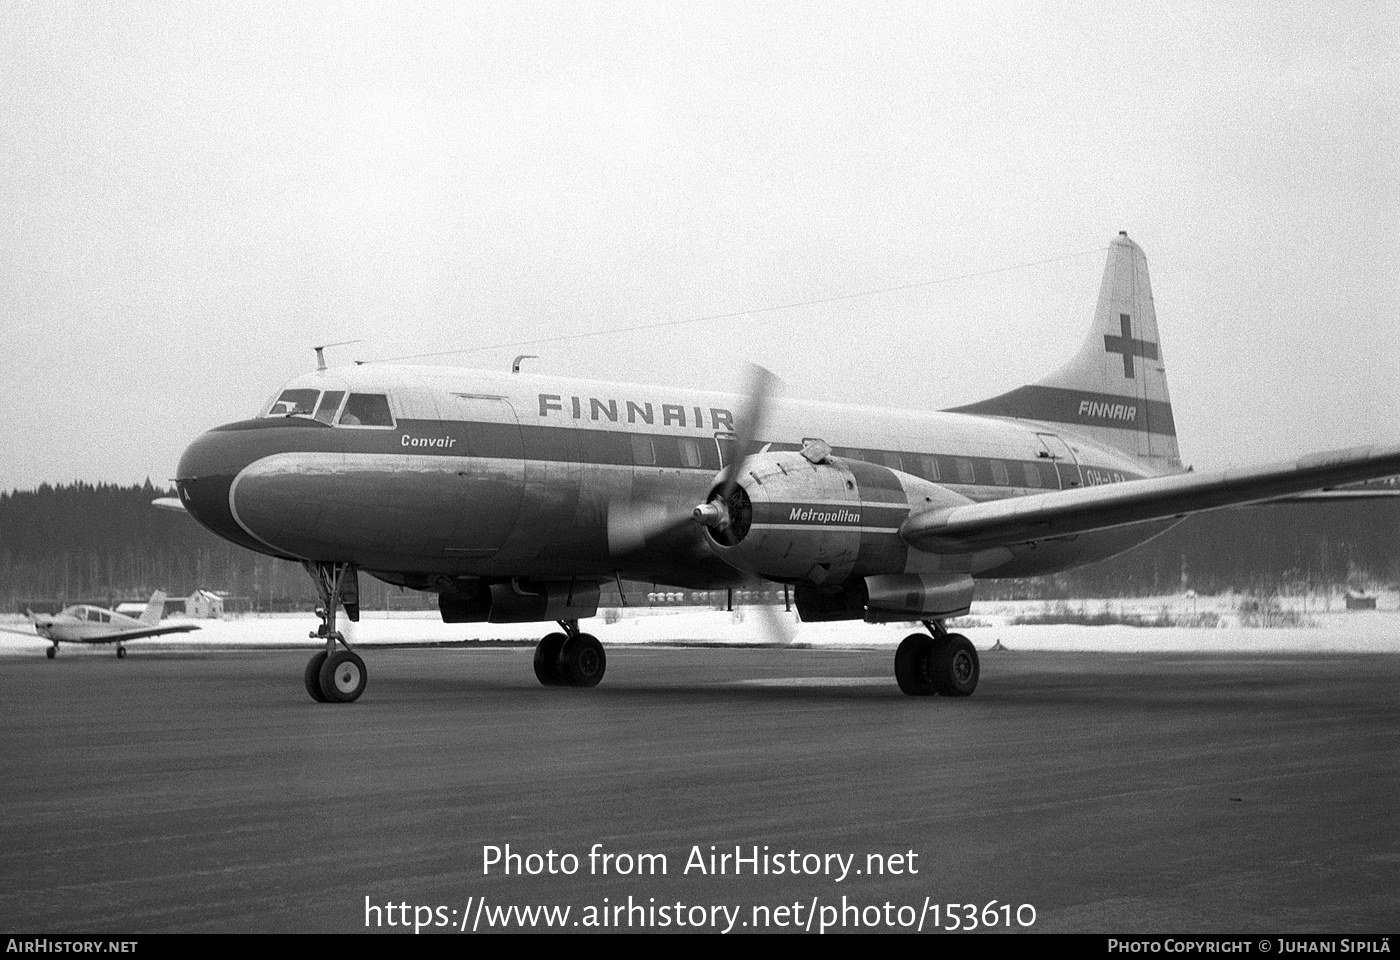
[175,423,277,555]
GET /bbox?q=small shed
[187,589,225,619]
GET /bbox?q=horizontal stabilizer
[901,443,1400,553]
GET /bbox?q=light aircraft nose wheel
[318,650,368,703]
[560,633,606,688]
[533,633,569,686]
[116,646,127,660]
[931,634,979,697]
[304,651,330,703]
[45,646,56,660]
[895,634,937,696]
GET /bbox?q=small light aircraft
[4,592,199,658]
[165,233,1400,703]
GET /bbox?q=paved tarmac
[0,645,1396,934]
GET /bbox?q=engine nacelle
[698,450,971,585]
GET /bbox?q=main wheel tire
[895,634,937,696]
[559,633,606,688]
[304,651,330,702]
[45,646,56,660]
[533,632,569,686]
[931,633,979,697]
[318,650,367,703]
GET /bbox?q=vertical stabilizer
[947,232,1182,472]
[140,591,167,626]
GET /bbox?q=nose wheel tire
[318,650,367,703]
[560,633,606,687]
[304,651,330,702]
[533,632,569,686]
[116,646,127,660]
[45,646,56,660]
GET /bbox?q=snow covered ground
[2,592,1396,656]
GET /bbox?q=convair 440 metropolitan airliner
[169,233,1400,703]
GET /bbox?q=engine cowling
[695,450,971,585]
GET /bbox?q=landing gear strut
[894,619,979,697]
[533,621,606,688]
[302,561,367,703]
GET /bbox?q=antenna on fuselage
[313,340,363,371]
[512,354,539,374]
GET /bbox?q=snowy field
[2,592,1396,656]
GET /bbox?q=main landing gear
[533,621,606,688]
[895,620,979,697]
[302,561,367,704]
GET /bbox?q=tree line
[2,481,1396,612]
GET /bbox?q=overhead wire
[366,245,1108,364]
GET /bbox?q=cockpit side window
[314,391,346,424]
[339,393,395,427]
[267,389,320,418]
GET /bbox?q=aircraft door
[1036,433,1083,489]
[715,431,739,470]
[441,394,525,557]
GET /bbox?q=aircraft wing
[1259,475,1400,503]
[901,442,1400,553]
[109,624,202,641]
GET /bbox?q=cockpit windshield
[261,387,392,427]
[265,389,321,418]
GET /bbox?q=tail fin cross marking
[1103,314,1158,379]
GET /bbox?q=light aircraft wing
[901,442,1400,553]
[107,624,202,641]
[151,497,188,513]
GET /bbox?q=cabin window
[267,389,319,417]
[631,436,656,466]
[992,461,1009,485]
[1023,463,1043,488]
[679,438,702,468]
[882,451,903,471]
[339,394,394,427]
[920,456,941,481]
[314,391,345,424]
[956,458,975,484]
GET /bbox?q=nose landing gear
[302,561,367,703]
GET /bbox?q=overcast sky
[2,1,1395,492]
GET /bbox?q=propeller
[694,362,782,533]
[611,362,783,555]
[751,596,799,646]
[716,362,779,502]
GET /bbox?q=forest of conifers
[2,481,1397,611]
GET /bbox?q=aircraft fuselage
[176,365,1173,591]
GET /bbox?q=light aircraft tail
[948,232,1182,473]
[139,591,167,626]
